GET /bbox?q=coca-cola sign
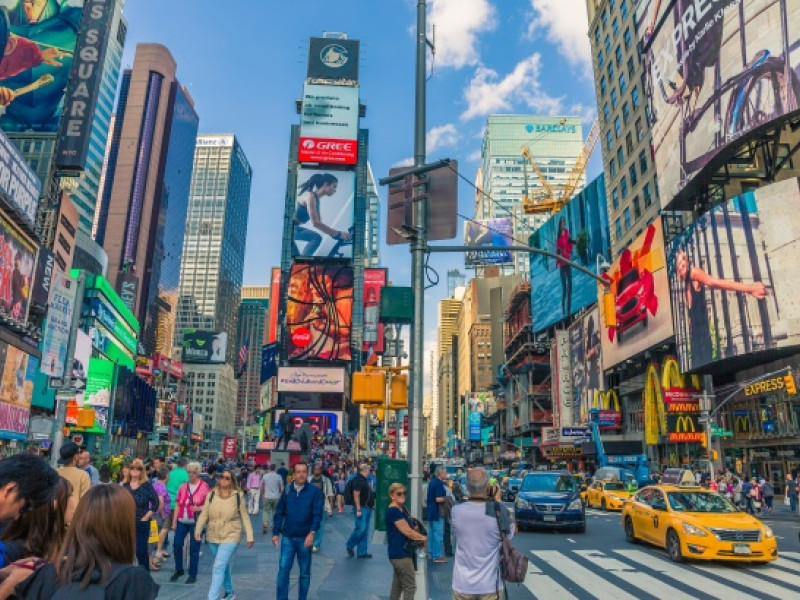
[291,327,312,347]
[222,436,237,458]
[298,137,357,164]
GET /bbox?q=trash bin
[375,458,408,531]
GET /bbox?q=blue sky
[121,0,600,380]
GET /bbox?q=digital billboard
[637,0,800,206]
[307,37,360,82]
[0,211,35,322]
[286,264,353,361]
[667,177,800,372]
[363,268,386,354]
[0,130,40,229]
[598,219,673,368]
[40,271,77,377]
[278,410,342,437]
[298,83,359,164]
[531,174,610,332]
[0,0,84,133]
[276,366,346,393]
[181,330,228,364]
[568,307,604,424]
[464,218,512,266]
[292,168,354,259]
[0,343,36,440]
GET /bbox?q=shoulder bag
[492,501,528,583]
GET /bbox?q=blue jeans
[346,507,371,556]
[313,509,328,549]
[135,520,150,571]
[173,521,201,577]
[428,518,444,559]
[790,494,798,512]
[208,542,238,600]
[277,536,312,600]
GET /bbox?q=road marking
[774,557,800,574]
[576,549,697,600]
[780,551,800,562]
[525,562,577,600]
[691,561,794,598]
[535,550,639,600]
[613,549,753,600]
[567,538,576,544]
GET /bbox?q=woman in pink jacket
[170,461,210,584]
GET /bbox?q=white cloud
[429,0,497,69]
[466,149,482,162]
[427,123,459,153]
[460,53,564,121]
[527,0,592,76]
[391,157,414,168]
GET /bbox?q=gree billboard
[298,83,359,165]
[667,176,800,372]
[637,0,800,206]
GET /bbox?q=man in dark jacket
[345,463,375,558]
[272,461,323,600]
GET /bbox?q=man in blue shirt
[426,466,448,562]
[272,461,323,600]
[277,462,289,485]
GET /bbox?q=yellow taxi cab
[586,479,632,511]
[622,482,778,563]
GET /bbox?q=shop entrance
[787,461,800,479]
[765,461,785,489]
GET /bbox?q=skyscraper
[235,288,269,446]
[446,269,466,298]
[174,135,253,365]
[476,115,584,276]
[95,44,200,355]
[364,162,380,267]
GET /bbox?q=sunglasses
[130,467,142,471]
[219,475,232,481]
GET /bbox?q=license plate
[543,515,557,522]
[733,544,751,555]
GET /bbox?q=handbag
[785,495,791,506]
[492,501,528,583]
[400,506,427,557]
[147,519,159,544]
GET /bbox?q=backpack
[51,565,136,600]
[343,478,356,506]
[492,502,528,584]
[208,490,242,517]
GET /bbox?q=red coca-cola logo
[292,327,312,347]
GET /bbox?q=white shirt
[262,472,284,499]
[451,502,513,595]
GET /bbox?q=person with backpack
[761,478,775,513]
[194,468,254,600]
[11,485,159,599]
[385,482,427,600]
[345,463,375,559]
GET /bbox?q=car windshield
[667,492,738,513]
[603,482,626,491]
[521,474,577,493]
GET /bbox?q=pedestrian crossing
[518,549,800,599]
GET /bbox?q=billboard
[286,264,353,361]
[667,177,800,372]
[55,0,115,171]
[0,0,84,133]
[464,217,512,266]
[363,268,386,354]
[531,175,610,332]
[267,268,280,343]
[30,247,53,309]
[292,168,354,259]
[0,343,36,439]
[598,219,673,368]
[568,307,604,424]
[276,366,346,393]
[0,130,41,229]
[637,0,800,206]
[467,395,485,442]
[181,330,227,364]
[298,83,359,164]
[307,37,360,82]
[40,272,77,377]
[278,410,342,437]
[0,211,35,322]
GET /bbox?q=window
[597,50,604,68]
[614,116,622,138]
[609,0,615,10]
[609,157,617,177]
[639,149,648,173]
[603,102,610,122]
[621,0,628,18]
[627,56,635,77]
[612,187,619,209]
[615,218,623,241]
[629,163,638,186]
[619,73,627,93]
[622,101,630,124]
[643,183,653,207]
[610,88,619,108]
[607,61,615,79]
[600,76,607,95]
[620,175,628,198]
[617,146,625,165]
[632,86,640,107]
[602,10,608,29]
[624,207,631,230]
[633,196,641,220]
[624,28,632,49]
[605,35,611,53]
[606,130,613,150]
[635,117,644,141]
[626,133,634,154]
[615,45,623,65]
[594,26,601,44]
[612,18,619,37]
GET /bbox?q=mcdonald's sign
[735,415,750,433]
[667,414,703,442]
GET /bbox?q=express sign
[298,137,357,164]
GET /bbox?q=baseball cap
[57,441,80,465]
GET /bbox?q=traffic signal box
[785,373,797,395]
[389,374,408,410]
[352,371,386,406]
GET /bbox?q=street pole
[409,1,428,594]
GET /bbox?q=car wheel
[576,519,586,534]
[601,498,607,511]
[667,529,684,563]
[624,516,638,544]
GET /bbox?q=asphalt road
[439,503,800,600]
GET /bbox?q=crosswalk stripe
[691,561,791,598]
[524,561,577,599]
[575,549,697,600]
[535,550,639,600]
[613,549,754,600]
[779,551,800,562]
[774,557,800,574]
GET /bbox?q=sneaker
[346,547,354,557]
[186,577,197,584]
[312,546,319,553]
[169,571,184,582]
[222,593,236,600]
[357,554,372,559]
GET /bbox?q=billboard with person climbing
[636,0,800,207]
[291,167,354,259]
[667,177,800,372]
[531,175,610,332]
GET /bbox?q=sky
[121,0,601,392]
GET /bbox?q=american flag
[238,340,249,373]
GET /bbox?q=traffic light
[701,431,708,448]
[352,372,386,406]
[389,374,408,410]
[785,373,797,395]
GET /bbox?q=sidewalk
[151,510,454,600]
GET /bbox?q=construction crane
[521,119,601,214]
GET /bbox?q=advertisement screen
[40,272,77,377]
[637,0,800,206]
[298,83,359,164]
[569,307,604,424]
[363,268,386,354]
[598,219,673,368]
[0,343,36,439]
[276,366,346,393]
[0,0,84,133]
[468,395,485,441]
[278,410,342,437]
[0,130,40,229]
[267,268,280,343]
[286,264,353,361]
[292,168,354,259]
[0,211,35,322]
[531,175,610,332]
[181,330,228,364]
[307,37,360,82]
[667,177,800,372]
[464,218,512,266]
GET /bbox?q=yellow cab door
[629,489,656,543]
[648,490,670,548]
[588,482,600,507]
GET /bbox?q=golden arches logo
[674,415,696,433]
[591,390,620,411]
[644,363,666,445]
[735,415,750,433]
[661,357,701,392]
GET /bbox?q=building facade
[182,363,236,449]
[173,135,253,365]
[235,289,269,444]
[476,115,584,275]
[95,44,200,355]
[364,163,380,268]
[585,0,659,256]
